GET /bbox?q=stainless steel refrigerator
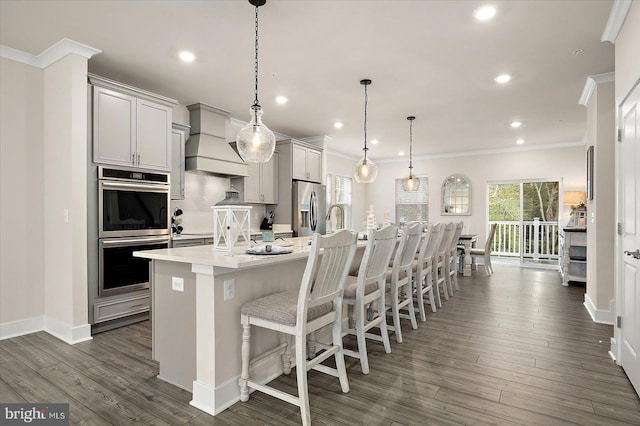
[292,180,326,237]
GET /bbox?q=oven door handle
[101,181,169,192]
[101,236,170,247]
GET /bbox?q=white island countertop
[134,238,312,269]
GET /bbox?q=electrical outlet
[224,279,235,300]
[172,276,184,292]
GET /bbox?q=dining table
[458,234,478,276]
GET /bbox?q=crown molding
[579,72,615,106]
[325,149,360,161]
[601,0,633,43]
[0,38,100,69]
[376,141,586,164]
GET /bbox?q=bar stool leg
[239,322,251,402]
[355,300,369,374]
[295,332,311,426]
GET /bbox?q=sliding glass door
[488,180,560,266]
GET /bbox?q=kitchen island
[134,237,364,416]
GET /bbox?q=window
[395,176,428,224]
[327,174,352,231]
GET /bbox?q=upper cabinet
[171,123,190,200]
[286,140,323,183]
[231,149,279,204]
[89,74,177,171]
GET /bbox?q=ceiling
[0,0,614,161]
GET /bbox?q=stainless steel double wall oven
[98,166,170,297]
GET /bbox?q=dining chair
[342,225,397,374]
[469,223,498,275]
[435,222,454,302]
[238,230,357,426]
[413,223,443,320]
[386,222,422,343]
[446,221,464,293]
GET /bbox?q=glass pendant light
[402,116,420,192]
[236,0,275,163]
[353,79,378,183]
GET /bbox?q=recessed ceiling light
[495,74,511,84]
[333,122,343,128]
[516,139,525,145]
[398,151,405,156]
[370,139,379,145]
[178,50,196,63]
[474,5,497,21]
[511,121,522,128]
[275,96,288,104]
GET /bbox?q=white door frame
[613,77,640,373]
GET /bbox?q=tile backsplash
[172,172,266,234]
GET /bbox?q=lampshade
[354,156,378,183]
[236,105,275,163]
[353,79,377,183]
[563,191,586,205]
[236,0,275,163]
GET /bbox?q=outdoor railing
[489,219,559,260]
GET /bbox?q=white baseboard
[583,294,615,325]
[0,315,92,344]
[0,316,45,340]
[609,336,618,363]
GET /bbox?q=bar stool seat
[241,290,333,326]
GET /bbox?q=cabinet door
[243,162,262,203]
[137,99,172,171]
[307,148,322,183]
[170,127,185,200]
[292,144,307,180]
[262,152,278,204]
[93,86,136,167]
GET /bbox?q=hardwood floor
[1,265,639,425]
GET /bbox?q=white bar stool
[238,230,357,426]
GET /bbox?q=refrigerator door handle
[310,191,317,232]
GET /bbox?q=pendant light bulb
[354,79,377,183]
[236,0,275,163]
[402,116,420,192]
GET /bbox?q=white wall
[369,146,586,243]
[586,80,615,317]
[615,2,640,103]
[0,57,45,328]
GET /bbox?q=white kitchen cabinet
[90,74,176,171]
[291,142,322,183]
[232,152,279,204]
[171,123,190,200]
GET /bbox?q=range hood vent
[185,103,248,177]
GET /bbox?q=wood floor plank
[36,362,145,424]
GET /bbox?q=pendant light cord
[253,4,260,107]
[363,83,368,161]
[409,119,413,177]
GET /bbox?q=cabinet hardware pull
[132,153,136,165]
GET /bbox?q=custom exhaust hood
[185,103,249,177]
